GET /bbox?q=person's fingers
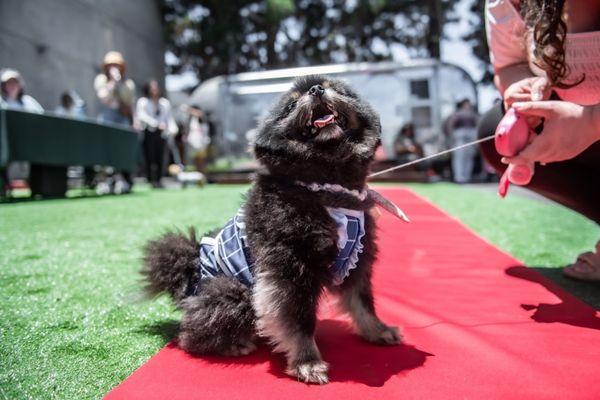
[512,101,559,118]
[505,93,532,109]
[530,77,552,101]
[506,92,533,102]
[504,134,551,164]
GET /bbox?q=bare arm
[494,62,535,96]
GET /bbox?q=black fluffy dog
[142,75,400,384]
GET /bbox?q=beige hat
[102,51,126,70]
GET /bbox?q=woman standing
[94,51,136,126]
[93,52,137,192]
[480,0,600,279]
[136,80,177,188]
[183,104,211,175]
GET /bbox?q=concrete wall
[0,0,165,116]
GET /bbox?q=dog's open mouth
[306,103,346,139]
[311,103,336,128]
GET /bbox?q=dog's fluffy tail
[141,228,199,304]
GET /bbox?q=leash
[368,135,495,179]
[295,134,494,224]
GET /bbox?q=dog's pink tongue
[313,114,335,128]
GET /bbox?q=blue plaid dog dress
[192,207,366,295]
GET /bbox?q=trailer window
[410,80,429,99]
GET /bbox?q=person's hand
[502,101,600,165]
[158,122,167,131]
[503,76,552,109]
[504,77,552,132]
[108,66,122,82]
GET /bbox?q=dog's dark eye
[285,101,297,113]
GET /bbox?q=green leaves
[266,0,295,21]
[160,0,472,82]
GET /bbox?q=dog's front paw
[362,324,402,345]
[287,360,330,384]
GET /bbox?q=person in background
[136,79,177,188]
[0,69,44,195]
[94,51,136,192]
[54,91,85,119]
[0,69,43,112]
[481,0,600,279]
[447,99,478,183]
[53,90,91,187]
[94,51,135,126]
[183,104,211,175]
[393,123,423,164]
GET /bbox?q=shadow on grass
[506,266,600,330]
[138,319,180,343]
[532,266,600,310]
[0,182,161,204]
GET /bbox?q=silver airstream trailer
[190,60,477,165]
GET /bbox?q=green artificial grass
[0,185,248,400]
[0,183,598,399]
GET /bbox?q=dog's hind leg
[178,276,257,356]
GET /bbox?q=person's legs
[143,129,163,186]
[142,129,153,183]
[451,147,466,183]
[155,133,166,185]
[193,150,207,175]
[0,167,7,197]
[478,102,600,223]
[464,149,475,182]
[564,241,600,281]
[452,132,474,183]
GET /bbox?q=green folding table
[0,108,139,197]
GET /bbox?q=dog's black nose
[308,85,324,97]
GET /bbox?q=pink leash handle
[494,108,535,198]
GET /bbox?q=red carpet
[106,188,600,400]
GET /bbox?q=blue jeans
[98,107,130,127]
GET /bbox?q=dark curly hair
[520,0,584,88]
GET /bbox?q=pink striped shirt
[486,0,600,105]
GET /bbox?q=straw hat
[102,51,126,71]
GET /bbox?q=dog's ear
[251,115,289,162]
